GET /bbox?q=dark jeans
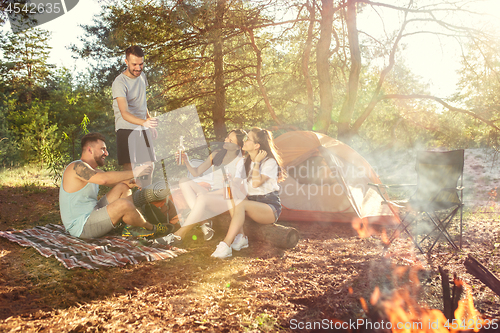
[117,129,156,165]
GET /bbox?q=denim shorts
[247,191,282,222]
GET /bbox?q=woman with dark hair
[211,127,285,258]
[159,129,246,245]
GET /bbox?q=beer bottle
[223,167,232,200]
[177,136,185,165]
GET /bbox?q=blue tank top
[59,161,100,237]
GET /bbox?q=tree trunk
[246,28,282,126]
[302,0,316,130]
[315,0,334,134]
[213,0,227,141]
[338,0,360,143]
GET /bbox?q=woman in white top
[211,127,285,258]
[159,129,246,244]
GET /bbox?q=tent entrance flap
[318,146,362,218]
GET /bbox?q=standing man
[59,133,166,239]
[112,45,157,177]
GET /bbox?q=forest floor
[0,148,499,332]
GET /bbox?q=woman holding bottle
[158,129,246,245]
[211,127,285,258]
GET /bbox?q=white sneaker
[155,233,182,246]
[211,241,232,258]
[200,221,215,241]
[231,234,249,251]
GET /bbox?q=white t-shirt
[234,157,280,196]
[212,154,241,190]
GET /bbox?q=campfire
[375,282,488,332]
[350,218,498,332]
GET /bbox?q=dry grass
[1,152,500,331]
[0,166,55,189]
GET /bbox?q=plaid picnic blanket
[0,224,185,269]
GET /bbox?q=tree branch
[381,94,500,132]
[352,1,411,134]
[242,27,282,125]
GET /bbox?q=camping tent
[274,131,395,224]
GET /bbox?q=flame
[370,286,380,305]
[351,218,391,247]
[351,217,375,238]
[452,284,485,333]
[369,280,484,333]
[360,297,369,313]
[381,228,390,246]
[394,265,409,278]
[383,289,450,333]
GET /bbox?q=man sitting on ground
[59,132,166,238]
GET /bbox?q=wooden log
[464,254,500,297]
[214,213,300,249]
[439,267,464,322]
[244,219,300,249]
[439,266,453,321]
[451,273,463,315]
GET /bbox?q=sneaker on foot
[152,223,172,237]
[122,226,155,238]
[200,221,215,241]
[154,233,182,246]
[230,233,249,251]
[122,225,133,237]
[211,241,232,258]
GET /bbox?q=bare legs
[178,177,209,210]
[104,183,154,230]
[175,181,227,238]
[222,199,275,246]
[173,178,210,238]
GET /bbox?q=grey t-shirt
[112,72,149,131]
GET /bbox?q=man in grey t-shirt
[112,46,157,179]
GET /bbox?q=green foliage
[349,64,439,150]
[0,71,19,166]
[41,139,70,186]
[0,26,115,174]
[2,0,500,168]
[0,104,20,166]
[452,39,500,148]
[1,28,54,103]
[73,0,303,139]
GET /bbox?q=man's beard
[95,155,105,167]
[128,68,141,77]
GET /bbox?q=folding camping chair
[370,150,464,255]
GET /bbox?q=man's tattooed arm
[73,161,97,181]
